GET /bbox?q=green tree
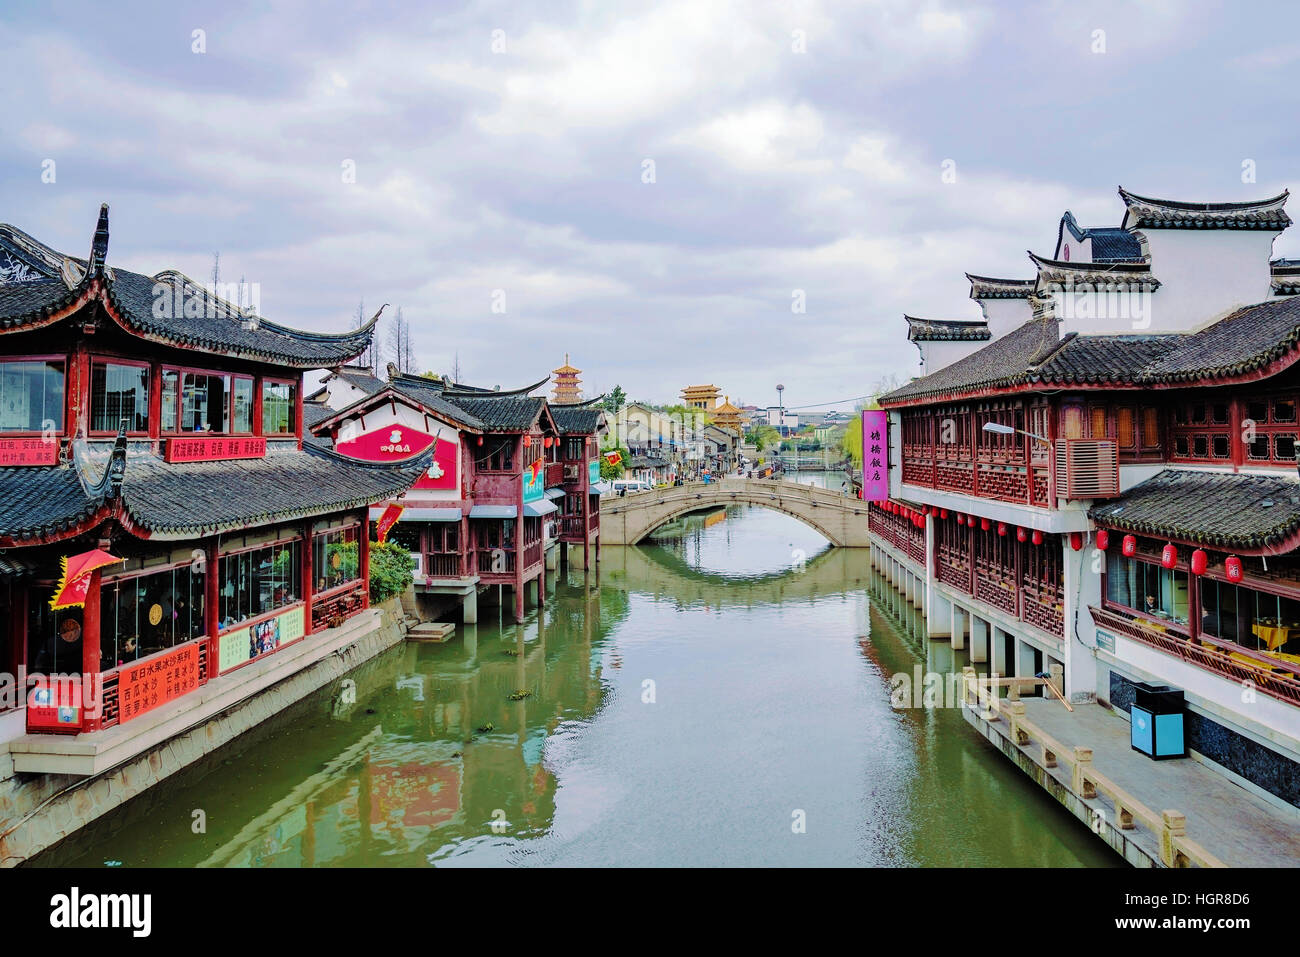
[368,539,414,604]
[604,385,627,414]
[599,445,630,480]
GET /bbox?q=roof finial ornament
[87,203,110,278]
[88,420,129,500]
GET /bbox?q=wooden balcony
[524,541,543,568]
[901,440,1117,506]
[1089,605,1300,708]
[425,552,464,578]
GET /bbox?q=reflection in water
[33,503,1115,868]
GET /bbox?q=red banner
[117,643,201,724]
[0,438,59,466]
[50,549,124,610]
[375,503,404,543]
[166,436,267,463]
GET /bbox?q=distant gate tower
[552,354,583,403]
[681,384,720,411]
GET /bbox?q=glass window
[233,378,253,433]
[262,380,297,435]
[313,526,360,593]
[90,361,149,432]
[161,370,178,432]
[219,540,301,629]
[179,372,230,433]
[1278,435,1297,461]
[28,600,86,675]
[0,360,64,433]
[99,564,207,669]
[1274,399,1296,423]
[1107,555,1188,626]
[1247,400,1268,423]
[387,524,422,553]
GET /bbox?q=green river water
[32,486,1115,867]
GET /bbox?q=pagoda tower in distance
[552,354,582,403]
[713,395,744,433]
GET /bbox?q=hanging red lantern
[544,436,553,448]
[1122,534,1137,557]
[1069,532,1084,551]
[1225,556,1243,583]
[1096,529,1109,551]
[980,518,990,532]
[1031,529,1043,546]
[476,435,483,446]
[523,434,532,447]
[1191,549,1208,576]
[940,508,948,519]
[956,514,965,526]
[1016,526,1027,543]
[1161,543,1177,569]
[997,522,1007,537]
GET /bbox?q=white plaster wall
[920,339,988,375]
[1140,230,1277,329]
[977,297,1033,340]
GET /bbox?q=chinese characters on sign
[861,410,889,501]
[117,643,200,724]
[165,436,268,463]
[0,438,58,466]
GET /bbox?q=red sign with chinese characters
[335,425,456,491]
[0,438,59,466]
[116,642,201,724]
[166,436,267,463]
[375,503,404,543]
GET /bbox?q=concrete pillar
[546,544,559,571]
[462,587,478,625]
[927,584,952,639]
[1062,535,1100,703]
[991,627,1009,678]
[951,605,966,650]
[513,584,525,623]
[1017,639,1039,696]
[970,616,989,664]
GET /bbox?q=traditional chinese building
[680,384,720,411]
[875,187,1300,810]
[551,355,582,404]
[548,397,608,568]
[311,368,574,623]
[711,395,744,435]
[0,206,426,769]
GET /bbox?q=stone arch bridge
[599,477,871,547]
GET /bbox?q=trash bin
[1129,681,1186,759]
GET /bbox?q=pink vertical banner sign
[861,409,889,501]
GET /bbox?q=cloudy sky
[3,0,1299,411]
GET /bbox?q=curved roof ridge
[1119,186,1290,212]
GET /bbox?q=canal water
[32,487,1115,867]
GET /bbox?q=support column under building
[970,615,989,664]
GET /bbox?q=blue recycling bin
[1130,682,1186,759]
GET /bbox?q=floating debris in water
[451,751,462,758]
[507,690,532,700]
[104,860,123,867]
[476,722,495,734]
[501,649,521,657]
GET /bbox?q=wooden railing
[524,541,543,568]
[964,670,1225,868]
[974,557,1018,616]
[868,504,925,564]
[426,552,463,577]
[311,580,366,632]
[1089,605,1300,707]
[477,550,516,574]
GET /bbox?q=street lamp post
[981,421,1050,444]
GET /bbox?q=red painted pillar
[294,373,305,451]
[302,519,315,633]
[81,569,102,730]
[205,539,219,681]
[358,511,370,610]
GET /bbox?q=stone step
[406,622,455,643]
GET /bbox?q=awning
[469,505,517,519]
[368,506,462,522]
[544,488,566,500]
[524,499,559,517]
[591,481,612,495]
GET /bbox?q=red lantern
[940,509,948,519]
[523,434,532,447]
[1070,532,1084,551]
[958,514,966,526]
[1121,534,1137,557]
[1161,544,1177,569]
[1096,529,1109,551]
[1031,529,1043,546]
[1191,549,1208,576]
[1016,526,1027,543]
[1225,556,1243,583]
[476,435,483,446]
[980,518,990,532]
[544,436,553,448]
[997,522,1007,537]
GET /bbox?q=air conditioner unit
[1054,439,1120,499]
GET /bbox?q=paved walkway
[996,699,1300,867]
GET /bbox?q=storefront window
[178,372,231,433]
[0,359,64,433]
[99,565,206,669]
[313,526,360,592]
[1105,555,1189,626]
[263,380,297,434]
[220,540,301,629]
[1200,579,1300,655]
[90,361,149,432]
[28,599,85,675]
[233,377,253,433]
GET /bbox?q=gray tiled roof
[0,462,105,541]
[0,208,376,368]
[443,395,546,430]
[551,405,605,433]
[1058,212,1143,262]
[1119,187,1291,231]
[1090,470,1300,551]
[904,316,991,342]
